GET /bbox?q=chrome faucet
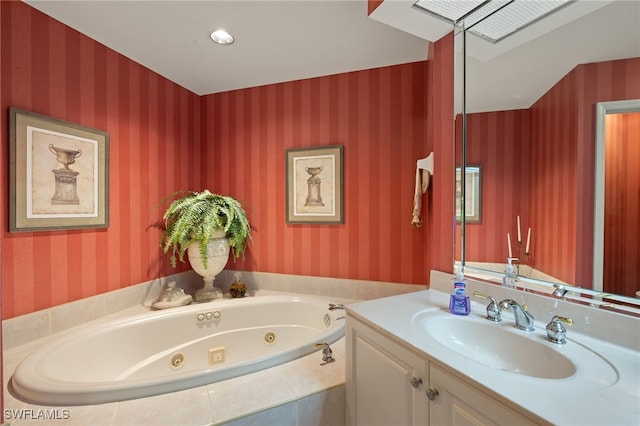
[314,343,335,364]
[473,291,501,322]
[328,303,344,311]
[552,284,569,297]
[498,299,535,332]
[546,315,573,344]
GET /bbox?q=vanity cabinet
[429,363,538,426]
[346,316,537,426]
[346,316,428,426]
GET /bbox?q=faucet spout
[314,343,335,364]
[498,299,535,332]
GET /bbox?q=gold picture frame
[9,107,110,231]
[286,145,344,224]
[456,165,481,223]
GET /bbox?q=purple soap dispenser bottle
[449,268,470,315]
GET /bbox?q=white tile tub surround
[2,270,425,351]
[3,271,425,425]
[2,271,200,351]
[215,270,425,302]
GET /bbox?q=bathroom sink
[420,315,575,379]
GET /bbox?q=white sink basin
[423,315,574,379]
[414,311,619,386]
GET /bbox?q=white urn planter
[187,229,230,302]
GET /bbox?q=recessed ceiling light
[210,29,234,45]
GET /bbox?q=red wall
[200,60,440,284]
[573,58,640,286]
[367,0,384,15]
[427,33,455,274]
[534,58,640,285]
[1,2,455,319]
[463,110,530,264]
[1,2,200,319]
[529,71,579,283]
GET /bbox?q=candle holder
[513,241,532,278]
[510,217,533,278]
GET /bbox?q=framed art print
[286,145,343,224]
[9,107,110,231]
[455,165,481,223]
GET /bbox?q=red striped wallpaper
[573,58,640,287]
[428,33,455,274]
[368,0,384,15]
[200,61,435,284]
[463,110,530,264]
[1,2,200,319]
[462,58,640,287]
[1,2,454,319]
[529,72,579,284]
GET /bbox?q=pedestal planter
[187,230,229,302]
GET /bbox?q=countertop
[346,284,640,426]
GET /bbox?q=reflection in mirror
[454,0,640,314]
[455,166,481,223]
[594,100,640,296]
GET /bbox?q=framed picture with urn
[455,165,482,223]
[285,144,344,224]
[9,107,110,231]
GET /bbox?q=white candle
[526,227,531,254]
[507,233,512,258]
[517,216,522,243]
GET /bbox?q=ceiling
[24,0,431,96]
[371,0,639,112]
[464,0,640,112]
[23,1,639,107]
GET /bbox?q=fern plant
[159,190,251,268]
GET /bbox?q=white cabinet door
[346,317,428,426]
[429,363,538,426]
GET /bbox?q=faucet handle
[552,283,570,297]
[545,315,573,344]
[473,291,502,322]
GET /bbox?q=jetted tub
[11,294,345,406]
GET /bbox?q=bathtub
[11,294,345,406]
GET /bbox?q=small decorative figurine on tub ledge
[151,281,193,309]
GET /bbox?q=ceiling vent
[413,0,572,43]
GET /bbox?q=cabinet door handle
[410,377,423,388]
[426,388,439,401]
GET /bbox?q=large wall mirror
[453,0,640,313]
